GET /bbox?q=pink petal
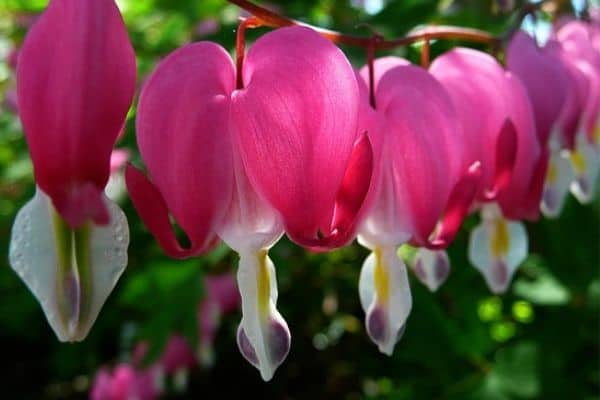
[231,26,362,248]
[131,42,235,256]
[483,119,518,200]
[431,48,541,220]
[17,0,136,227]
[546,40,590,150]
[376,64,464,245]
[496,73,543,220]
[125,165,219,258]
[160,335,197,374]
[423,161,482,249]
[358,56,410,94]
[507,31,569,146]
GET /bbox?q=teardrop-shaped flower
[431,48,540,293]
[11,0,136,341]
[355,58,481,354]
[126,26,368,380]
[231,27,373,249]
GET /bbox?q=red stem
[236,17,262,89]
[367,36,379,109]
[421,38,430,69]
[227,0,497,49]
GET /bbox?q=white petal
[218,153,283,252]
[468,211,527,294]
[412,248,450,292]
[541,150,574,218]
[358,245,412,356]
[358,166,412,248]
[9,187,128,342]
[570,134,600,204]
[236,250,290,381]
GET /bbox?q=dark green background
[0,0,598,398]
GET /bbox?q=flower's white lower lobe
[541,149,574,218]
[468,204,527,294]
[236,249,290,381]
[9,187,129,342]
[358,242,412,356]
[412,248,450,292]
[569,133,599,204]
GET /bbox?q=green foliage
[0,0,597,399]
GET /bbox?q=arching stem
[236,17,262,90]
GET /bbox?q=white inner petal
[468,207,527,294]
[358,245,412,355]
[412,248,450,292]
[570,133,600,204]
[541,149,574,218]
[9,187,129,342]
[236,250,290,381]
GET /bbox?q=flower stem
[236,16,262,90]
[227,0,496,49]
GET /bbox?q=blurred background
[0,0,598,398]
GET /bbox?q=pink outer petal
[546,40,590,150]
[556,21,600,69]
[521,148,550,221]
[90,368,113,400]
[17,0,136,227]
[132,42,235,255]
[125,165,219,258]
[160,335,197,374]
[430,49,508,200]
[507,31,568,146]
[231,26,362,248]
[483,119,518,201]
[496,73,542,221]
[431,48,540,213]
[420,161,482,249]
[358,56,410,94]
[574,60,600,142]
[375,64,464,245]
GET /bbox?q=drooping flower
[126,26,370,380]
[9,0,136,341]
[431,48,542,294]
[90,364,161,400]
[355,57,481,354]
[411,247,451,292]
[554,21,600,204]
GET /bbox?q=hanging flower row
[8,0,599,382]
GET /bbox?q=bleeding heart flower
[411,248,451,292]
[9,0,136,342]
[126,26,368,380]
[431,48,540,293]
[355,57,481,354]
[90,364,161,400]
[554,22,600,203]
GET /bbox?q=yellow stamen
[256,249,271,320]
[570,151,586,174]
[546,160,558,184]
[374,247,390,306]
[491,219,510,258]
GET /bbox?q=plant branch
[227,0,497,49]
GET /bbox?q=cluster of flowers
[7,0,599,382]
[90,274,239,400]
